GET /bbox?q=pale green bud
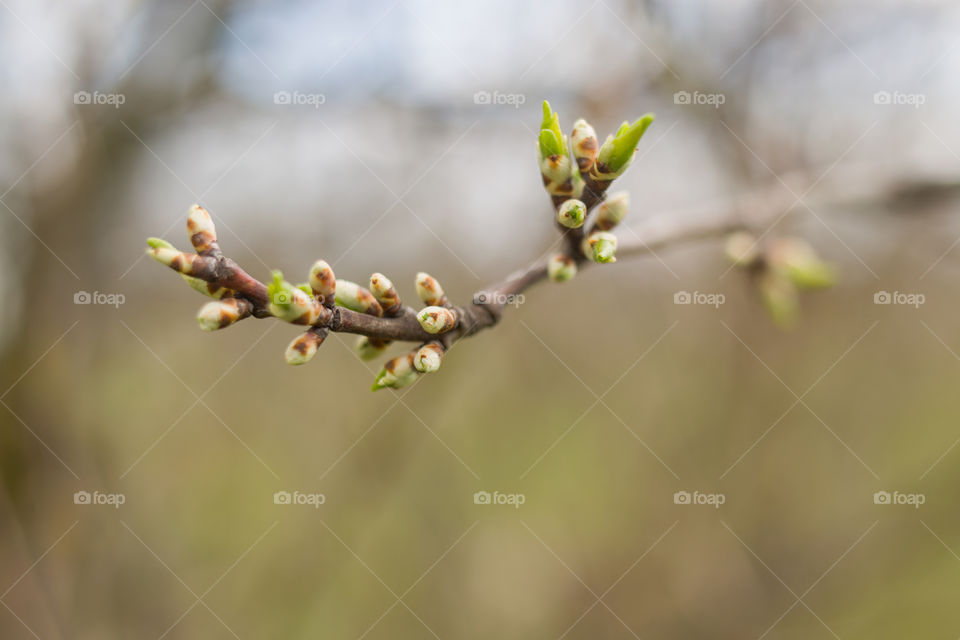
[557,199,586,229]
[146,239,199,274]
[417,306,457,334]
[725,231,761,267]
[570,118,599,174]
[547,254,578,282]
[197,298,252,332]
[354,335,388,361]
[309,259,336,302]
[768,238,835,290]
[538,100,567,157]
[595,114,654,177]
[284,329,326,365]
[369,273,402,315]
[268,271,326,324]
[186,204,218,254]
[372,353,418,391]
[593,191,629,231]
[147,238,229,298]
[758,270,799,329]
[414,343,443,373]
[582,232,618,264]
[335,280,383,316]
[415,272,447,306]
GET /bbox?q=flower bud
[758,270,799,329]
[593,191,629,231]
[335,279,383,316]
[309,259,336,304]
[284,328,326,365]
[197,297,253,332]
[537,101,576,199]
[369,272,402,316]
[354,335,389,361]
[267,270,329,325]
[557,199,586,229]
[582,232,618,264]
[570,119,599,174]
[725,231,761,267]
[146,238,200,274]
[186,204,218,254]
[415,272,447,306]
[547,253,578,282]
[538,100,568,159]
[372,353,419,391]
[414,343,443,373]
[147,238,230,298]
[767,237,834,290]
[595,114,654,178]
[417,306,457,334]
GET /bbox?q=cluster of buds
[537,101,652,280]
[371,273,454,390]
[725,232,835,328]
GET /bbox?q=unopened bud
[147,238,230,298]
[267,270,328,325]
[725,231,761,267]
[415,272,447,306]
[593,191,629,231]
[767,237,835,290]
[309,259,336,304]
[557,199,586,229]
[758,270,799,329]
[414,343,444,373]
[284,328,326,365]
[146,238,200,274]
[595,114,654,178]
[355,336,389,361]
[372,353,419,391]
[547,253,578,282]
[369,273,402,316]
[335,280,383,316]
[186,204,218,254]
[417,306,457,334]
[197,297,253,332]
[571,119,599,174]
[582,232,618,264]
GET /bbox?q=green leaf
[607,114,654,172]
